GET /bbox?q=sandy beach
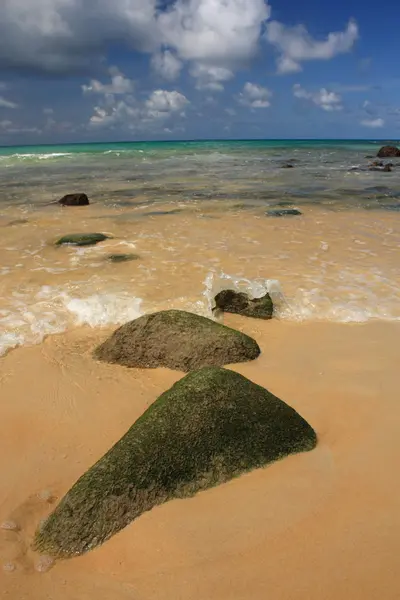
[1,140,400,598]
[1,315,399,599]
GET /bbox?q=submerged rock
[377,146,400,158]
[94,309,260,371]
[214,290,273,320]
[107,253,140,263]
[369,164,392,172]
[266,208,302,217]
[34,367,317,558]
[281,163,295,169]
[55,233,110,246]
[58,193,89,206]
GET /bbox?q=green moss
[56,233,110,246]
[34,367,317,558]
[94,309,260,371]
[107,253,140,263]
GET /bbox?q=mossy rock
[266,209,302,217]
[214,290,273,320]
[107,253,140,263]
[56,233,110,246]
[94,309,260,371]
[34,367,317,558]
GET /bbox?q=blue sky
[0,0,399,145]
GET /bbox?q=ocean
[0,138,399,355]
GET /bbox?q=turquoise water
[0,138,399,211]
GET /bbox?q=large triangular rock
[93,310,260,371]
[34,367,317,558]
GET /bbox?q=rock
[107,253,140,263]
[214,290,273,320]
[371,161,384,167]
[281,163,294,169]
[93,310,260,372]
[266,209,302,217]
[369,165,392,172]
[58,193,89,206]
[55,233,110,247]
[7,219,29,226]
[377,146,400,158]
[34,367,317,558]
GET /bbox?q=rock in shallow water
[55,233,110,246]
[107,253,140,263]
[266,209,302,217]
[33,367,317,558]
[377,146,400,158]
[58,193,89,206]
[93,310,260,371]
[214,290,273,320]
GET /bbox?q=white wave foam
[0,286,143,357]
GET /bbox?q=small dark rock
[214,290,273,320]
[56,233,110,246]
[369,165,392,172]
[281,163,294,169]
[107,254,140,263]
[377,146,400,158]
[371,161,384,167]
[7,219,29,226]
[94,309,260,372]
[266,209,302,217]
[58,194,89,206]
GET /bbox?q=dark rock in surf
[107,253,140,263]
[266,208,302,217]
[33,366,317,558]
[55,233,110,246]
[369,164,392,172]
[377,146,400,158]
[93,309,260,372]
[58,194,89,206]
[281,163,294,169]
[214,290,273,320]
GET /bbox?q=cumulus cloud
[0,0,159,73]
[84,69,190,130]
[151,50,183,81]
[266,19,359,74]
[238,82,272,108]
[0,96,18,109]
[360,117,384,128]
[190,64,233,91]
[293,84,343,111]
[82,68,134,95]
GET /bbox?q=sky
[0,0,399,145]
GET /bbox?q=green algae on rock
[214,290,273,320]
[93,309,260,372]
[55,233,110,246]
[34,367,317,559]
[107,253,140,263]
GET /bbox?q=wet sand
[1,316,399,599]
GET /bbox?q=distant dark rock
[94,309,260,372]
[266,208,302,217]
[34,366,317,558]
[214,290,273,320]
[371,161,384,167]
[56,233,110,246]
[377,146,400,158]
[369,164,392,172]
[281,163,294,169]
[58,194,89,206]
[107,253,140,263]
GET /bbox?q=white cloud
[266,19,359,74]
[145,90,189,118]
[239,82,272,108]
[43,107,54,115]
[360,118,384,128]
[151,50,182,81]
[0,119,41,134]
[293,84,343,111]
[0,96,18,109]
[0,0,159,73]
[190,64,233,91]
[158,0,270,65]
[82,68,134,95]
